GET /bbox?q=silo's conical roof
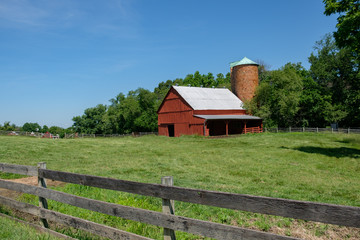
[230,57,259,68]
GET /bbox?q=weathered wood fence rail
[0,130,158,138]
[0,163,359,240]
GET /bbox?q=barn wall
[189,124,204,135]
[158,125,168,136]
[158,88,204,136]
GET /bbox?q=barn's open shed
[157,86,262,137]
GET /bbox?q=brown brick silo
[230,57,259,102]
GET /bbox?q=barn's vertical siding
[158,88,205,136]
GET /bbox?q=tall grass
[0,133,359,239]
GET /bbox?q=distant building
[42,132,53,138]
[42,132,59,139]
[157,57,263,137]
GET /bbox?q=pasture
[0,133,359,239]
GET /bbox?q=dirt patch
[0,176,66,199]
[270,221,360,240]
[0,177,68,230]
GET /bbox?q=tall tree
[323,0,360,58]
[72,104,107,134]
[22,122,41,132]
[309,34,359,126]
[245,63,303,127]
[1,121,16,131]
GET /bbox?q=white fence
[264,127,360,134]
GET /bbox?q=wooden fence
[0,162,359,240]
[64,132,159,138]
[0,131,158,138]
[1,128,360,139]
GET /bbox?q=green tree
[72,104,107,134]
[297,72,331,127]
[245,63,303,127]
[323,0,360,58]
[42,125,49,133]
[1,121,16,131]
[134,88,158,131]
[154,78,183,102]
[309,34,359,126]
[182,71,219,88]
[323,102,348,124]
[103,88,159,134]
[22,122,41,132]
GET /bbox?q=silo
[230,57,259,102]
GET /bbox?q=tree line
[72,72,232,134]
[0,121,73,138]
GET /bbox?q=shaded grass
[0,133,360,239]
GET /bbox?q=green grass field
[0,133,359,239]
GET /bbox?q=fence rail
[264,127,360,134]
[0,130,158,138]
[68,132,159,138]
[0,163,359,240]
[1,127,360,139]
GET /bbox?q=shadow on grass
[336,138,360,145]
[293,146,360,158]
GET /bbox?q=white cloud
[0,0,49,26]
[0,0,139,38]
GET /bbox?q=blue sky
[0,0,338,128]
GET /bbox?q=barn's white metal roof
[173,86,244,110]
[194,115,261,120]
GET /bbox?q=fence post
[316,127,318,133]
[161,176,176,240]
[276,127,278,133]
[289,127,291,133]
[303,127,305,132]
[37,162,49,228]
[332,128,333,133]
[348,128,350,134]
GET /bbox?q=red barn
[42,132,53,138]
[157,57,263,137]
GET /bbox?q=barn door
[168,125,174,137]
